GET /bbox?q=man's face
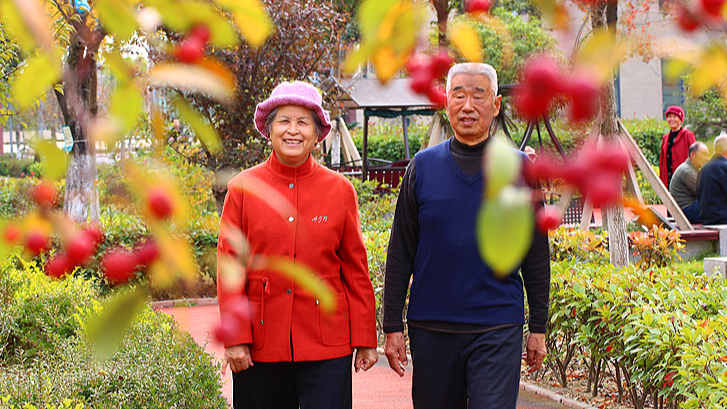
[692,144,710,168]
[666,113,683,132]
[446,73,502,145]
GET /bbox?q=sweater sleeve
[383,160,418,333]
[338,182,378,348]
[216,183,254,347]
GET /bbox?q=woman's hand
[354,347,379,372]
[222,344,254,375]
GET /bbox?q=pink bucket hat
[254,81,332,142]
[665,106,684,122]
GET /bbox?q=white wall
[618,57,664,119]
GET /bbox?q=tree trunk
[56,24,105,224]
[591,2,629,268]
[431,0,449,47]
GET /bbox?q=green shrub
[351,121,429,162]
[0,154,34,178]
[0,255,227,408]
[622,117,668,168]
[548,226,609,264]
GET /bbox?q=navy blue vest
[407,138,525,327]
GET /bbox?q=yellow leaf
[250,255,337,314]
[109,81,143,134]
[575,29,629,83]
[177,0,239,47]
[530,0,569,30]
[146,0,186,31]
[173,98,222,153]
[371,46,401,82]
[226,175,296,221]
[102,50,132,83]
[0,0,37,52]
[662,57,692,82]
[342,43,377,74]
[11,53,61,110]
[691,43,727,95]
[32,138,68,181]
[149,234,197,288]
[95,0,139,42]
[85,286,147,360]
[216,0,272,48]
[449,23,483,63]
[149,62,234,103]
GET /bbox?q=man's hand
[384,332,408,377]
[221,344,254,375]
[525,333,546,373]
[354,347,379,373]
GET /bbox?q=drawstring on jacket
[260,277,270,325]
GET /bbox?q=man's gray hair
[446,63,498,100]
[688,141,707,156]
[715,134,727,155]
[264,106,323,139]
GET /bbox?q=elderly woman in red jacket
[217,81,378,409]
[660,105,696,188]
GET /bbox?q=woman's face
[270,105,319,167]
[666,113,683,132]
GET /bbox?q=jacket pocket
[247,277,270,351]
[319,292,351,346]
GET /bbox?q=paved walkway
[159,305,580,409]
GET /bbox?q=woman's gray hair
[445,63,498,101]
[264,106,323,139]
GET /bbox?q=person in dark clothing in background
[670,141,709,224]
[659,106,696,188]
[697,135,727,225]
[382,63,551,409]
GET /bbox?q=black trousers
[232,354,353,409]
[409,325,523,409]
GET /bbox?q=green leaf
[358,0,398,40]
[32,138,68,181]
[95,0,139,42]
[102,50,131,83]
[11,53,61,110]
[109,81,143,134]
[173,98,222,153]
[216,0,272,48]
[476,185,534,277]
[85,287,147,360]
[485,136,521,200]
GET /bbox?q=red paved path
[160,305,575,409]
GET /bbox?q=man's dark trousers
[408,325,523,409]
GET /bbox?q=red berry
[189,24,211,44]
[530,155,558,181]
[102,250,138,285]
[46,254,72,279]
[566,76,599,123]
[214,313,241,344]
[3,224,20,244]
[429,49,454,79]
[410,68,434,95]
[134,240,160,266]
[406,54,429,73]
[427,85,447,109]
[584,172,622,208]
[32,182,56,209]
[597,145,631,175]
[536,208,561,234]
[147,188,174,220]
[466,0,492,15]
[701,0,725,16]
[25,231,48,256]
[523,57,562,101]
[66,233,97,266]
[174,36,205,64]
[82,223,104,245]
[514,88,548,120]
[677,7,700,32]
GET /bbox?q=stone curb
[519,381,600,409]
[151,297,218,310]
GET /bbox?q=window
[661,59,685,114]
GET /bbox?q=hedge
[0,254,227,408]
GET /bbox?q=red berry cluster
[31,182,56,210]
[407,49,454,108]
[677,0,725,32]
[146,187,175,221]
[213,298,250,344]
[527,144,631,233]
[174,24,211,64]
[101,240,161,286]
[46,224,104,279]
[514,57,599,123]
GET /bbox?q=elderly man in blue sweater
[383,63,551,409]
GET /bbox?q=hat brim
[254,96,332,142]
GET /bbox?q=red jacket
[217,153,377,363]
[659,127,696,188]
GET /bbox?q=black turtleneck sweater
[382,136,551,334]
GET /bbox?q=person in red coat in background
[217,80,378,409]
[659,105,696,188]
